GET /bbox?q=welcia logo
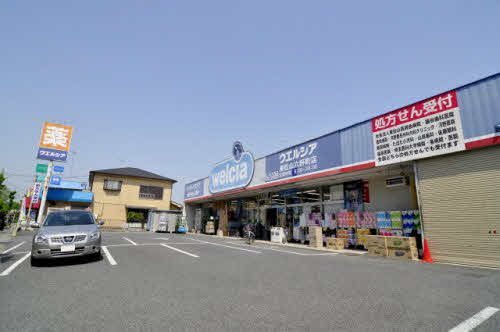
[232,141,244,161]
[209,142,255,193]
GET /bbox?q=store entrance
[266,208,278,227]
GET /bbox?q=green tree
[0,172,21,222]
[8,191,17,210]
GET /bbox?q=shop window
[103,179,122,191]
[270,192,286,206]
[285,193,302,205]
[322,184,344,202]
[297,188,321,203]
[139,185,163,200]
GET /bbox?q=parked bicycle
[243,223,255,245]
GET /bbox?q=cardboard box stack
[205,221,215,234]
[326,237,345,250]
[309,226,323,248]
[386,236,418,261]
[365,235,388,257]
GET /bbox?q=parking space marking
[449,307,499,332]
[161,244,199,258]
[102,246,117,265]
[1,252,31,276]
[122,237,137,245]
[154,237,169,240]
[186,238,261,254]
[9,251,30,255]
[2,241,26,254]
[227,241,338,256]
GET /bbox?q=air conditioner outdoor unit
[385,176,408,188]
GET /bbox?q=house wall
[91,173,173,228]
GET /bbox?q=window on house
[139,185,163,200]
[103,179,122,191]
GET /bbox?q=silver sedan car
[31,210,103,266]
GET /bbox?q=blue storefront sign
[49,180,86,190]
[265,132,341,182]
[209,142,255,194]
[184,179,205,200]
[50,176,62,185]
[47,189,93,203]
[53,166,64,173]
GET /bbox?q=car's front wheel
[30,255,42,267]
[91,250,102,261]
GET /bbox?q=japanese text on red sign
[372,91,458,132]
[372,90,465,166]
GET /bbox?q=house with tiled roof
[89,167,177,229]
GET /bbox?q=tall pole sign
[36,122,73,225]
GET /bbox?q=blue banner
[37,148,68,162]
[265,132,341,182]
[184,179,205,199]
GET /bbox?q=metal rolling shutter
[417,145,500,268]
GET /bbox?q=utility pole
[36,161,53,225]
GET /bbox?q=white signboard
[32,183,42,204]
[372,90,465,166]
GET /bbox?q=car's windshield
[43,212,95,226]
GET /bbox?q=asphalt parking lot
[1,231,500,331]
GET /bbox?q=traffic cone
[422,239,433,263]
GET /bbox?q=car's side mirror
[98,220,105,226]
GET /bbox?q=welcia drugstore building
[184,73,500,268]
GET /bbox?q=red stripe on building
[465,136,500,150]
[185,135,500,204]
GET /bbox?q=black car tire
[30,255,42,267]
[92,250,103,261]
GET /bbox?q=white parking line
[187,238,261,254]
[449,307,499,332]
[104,242,204,247]
[122,237,137,245]
[161,244,199,258]
[1,252,31,276]
[226,241,338,256]
[2,241,26,254]
[154,238,169,240]
[102,246,117,265]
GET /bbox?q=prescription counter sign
[372,90,465,166]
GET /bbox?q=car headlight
[34,235,49,244]
[89,231,100,240]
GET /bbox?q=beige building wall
[364,174,417,212]
[91,173,173,228]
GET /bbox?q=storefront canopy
[47,189,93,203]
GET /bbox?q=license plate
[60,244,76,252]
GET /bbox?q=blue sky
[1,1,499,202]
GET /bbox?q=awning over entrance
[46,189,93,203]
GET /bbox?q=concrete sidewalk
[187,231,367,256]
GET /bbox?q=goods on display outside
[289,208,421,248]
[366,235,419,261]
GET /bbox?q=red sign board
[362,181,370,203]
[372,91,458,133]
